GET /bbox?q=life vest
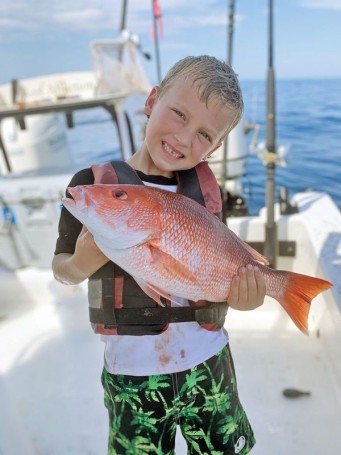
[88,160,228,335]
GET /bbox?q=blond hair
[157,55,244,136]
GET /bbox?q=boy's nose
[173,125,194,147]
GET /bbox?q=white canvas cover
[90,31,152,96]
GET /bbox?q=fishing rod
[152,0,162,82]
[263,0,278,268]
[118,1,151,63]
[117,0,128,62]
[227,0,234,66]
[221,0,235,221]
[120,0,128,32]
[221,0,235,214]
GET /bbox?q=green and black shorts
[101,344,255,454]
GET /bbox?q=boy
[52,55,266,454]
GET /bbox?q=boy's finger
[238,267,248,303]
[245,264,257,303]
[80,225,88,235]
[227,275,240,306]
[254,266,266,303]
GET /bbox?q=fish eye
[113,189,128,200]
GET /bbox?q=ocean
[240,78,341,214]
[67,78,341,215]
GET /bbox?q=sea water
[66,78,341,215]
[241,78,341,214]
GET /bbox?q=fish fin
[275,271,332,334]
[229,229,269,265]
[148,245,200,285]
[133,278,170,307]
[134,278,184,307]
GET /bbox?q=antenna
[264,0,278,267]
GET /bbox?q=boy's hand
[227,264,266,310]
[73,226,109,276]
[52,227,109,285]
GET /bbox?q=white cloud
[298,0,341,10]
[53,9,107,29]
[129,1,232,36]
[0,17,24,28]
[0,0,132,32]
[0,0,234,36]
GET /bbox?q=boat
[0,1,340,454]
[0,28,153,270]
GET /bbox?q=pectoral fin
[134,277,171,307]
[133,245,199,307]
[134,277,189,308]
[148,245,199,285]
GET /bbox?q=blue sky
[1,0,341,85]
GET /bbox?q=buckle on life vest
[194,302,228,325]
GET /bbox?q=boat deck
[0,267,340,455]
[0,92,128,121]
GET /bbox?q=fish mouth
[62,197,75,208]
[64,187,89,211]
[67,187,81,201]
[162,141,184,159]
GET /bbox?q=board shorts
[101,343,255,454]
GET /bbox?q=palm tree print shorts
[101,343,255,454]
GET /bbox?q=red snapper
[63,184,332,334]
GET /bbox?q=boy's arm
[52,227,109,285]
[52,168,108,285]
[227,264,266,310]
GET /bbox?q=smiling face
[134,78,236,177]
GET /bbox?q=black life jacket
[88,160,228,336]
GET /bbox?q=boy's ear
[144,86,159,116]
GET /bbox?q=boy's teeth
[163,142,183,158]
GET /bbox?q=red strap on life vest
[195,162,222,215]
[92,163,122,335]
[115,276,124,308]
[91,162,119,184]
[95,274,125,335]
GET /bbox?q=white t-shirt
[102,178,229,376]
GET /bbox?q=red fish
[63,184,333,334]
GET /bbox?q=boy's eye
[199,131,211,142]
[172,109,185,118]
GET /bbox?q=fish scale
[63,183,333,334]
[157,197,248,297]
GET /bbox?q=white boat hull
[0,170,76,269]
[0,190,340,454]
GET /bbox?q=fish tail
[275,271,332,334]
